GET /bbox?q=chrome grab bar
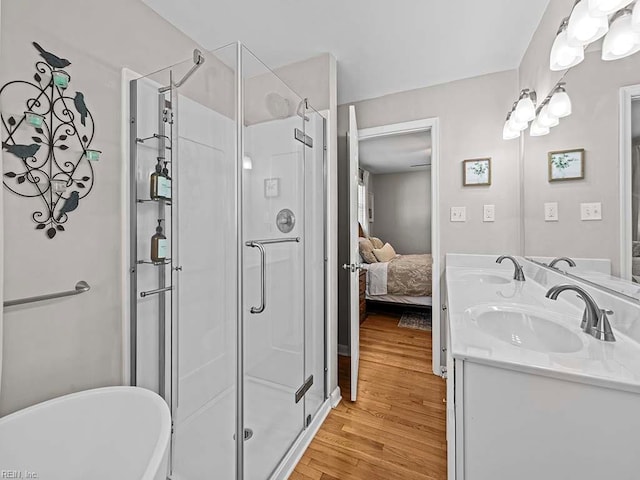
[245,237,300,314]
[140,285,173,298]
[4,280,90,308]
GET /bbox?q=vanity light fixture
[548,84,573,118]
[633,1,640,30]
[588,0,634,17]
[513,89,537,123]
[502,113,521,140]
[602,8,640,60]
[567,0,610,46]
[537,104,560,128]
[529,118,550,137]
[550,18,585,70]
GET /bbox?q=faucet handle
[591,309,616,342]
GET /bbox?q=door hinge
[294,128,314,148]
[295,375,314,403]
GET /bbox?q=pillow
[373,243,397,262]
[370,237,384,249]
[358,237,378,264]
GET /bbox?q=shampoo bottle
[151,219,168,263]
[150,159,163,200]
[159,161,172,200]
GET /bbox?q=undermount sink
[460,273,510,285]
[468,305,583,353]
[0,387,171,480]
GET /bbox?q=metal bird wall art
[1,41,99,239]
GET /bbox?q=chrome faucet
[548,257,577,269]
[496,255,526,281]
[545,284,615,342]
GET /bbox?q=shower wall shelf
[129,75,174,401]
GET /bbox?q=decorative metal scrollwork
[1,41,99,239]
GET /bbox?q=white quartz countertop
[446,264,640,393]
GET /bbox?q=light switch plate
[450,206,466,222]
[483,204,495,222]
[581,202,602,221]
[544,202,559,222]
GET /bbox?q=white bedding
[365,262,388,295]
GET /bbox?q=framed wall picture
[367,193,374,222]
[548,149,585,182]
[264,178,280,198]
[463,158,491,186]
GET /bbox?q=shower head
[159,49,206,93]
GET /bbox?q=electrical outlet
[581,202,602,221]
[544,202,558,221]
[450,206,466,222]
[483,205,495,222]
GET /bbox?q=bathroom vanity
[444,254,640,480]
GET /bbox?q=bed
[359,235,433,307]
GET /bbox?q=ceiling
[142,0,550,105]
[360,131,431,174]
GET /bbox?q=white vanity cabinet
[444,255,640,480]
[446,358,640,480]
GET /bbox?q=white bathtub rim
[0,386,171,480]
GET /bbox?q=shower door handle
[246,241,266,314]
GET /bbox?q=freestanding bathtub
[0,386,171,480]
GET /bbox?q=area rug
[398,311,432,331]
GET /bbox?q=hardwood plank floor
[292,312,447,480]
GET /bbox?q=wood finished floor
[291,312,447,480]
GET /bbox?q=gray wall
[338,69,520,346]
[520,0,640,275]
[371,170,431,254]
[0,0,204,415]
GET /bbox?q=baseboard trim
[338,344,349,356]
[271,399,332,480]
[329,386,342,408]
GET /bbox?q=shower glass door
[241,46,307,480]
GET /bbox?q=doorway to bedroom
[340,112,441,404]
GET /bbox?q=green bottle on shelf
[150,219,168,263]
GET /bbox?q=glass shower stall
[128,42,327,479]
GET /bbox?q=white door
[346,105,360,401]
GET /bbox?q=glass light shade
[588,0,633,17]
[503,121,520,140]
[537,105,560,128]
[508,113,529,132]
[514,96,536,123]
[242,155,253,170]
[567,1,609,45]
[602,12,640,60]
[633,1,640,31]
[530,119,550,137]
[548,90,572,118]
[550,30,585,70]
